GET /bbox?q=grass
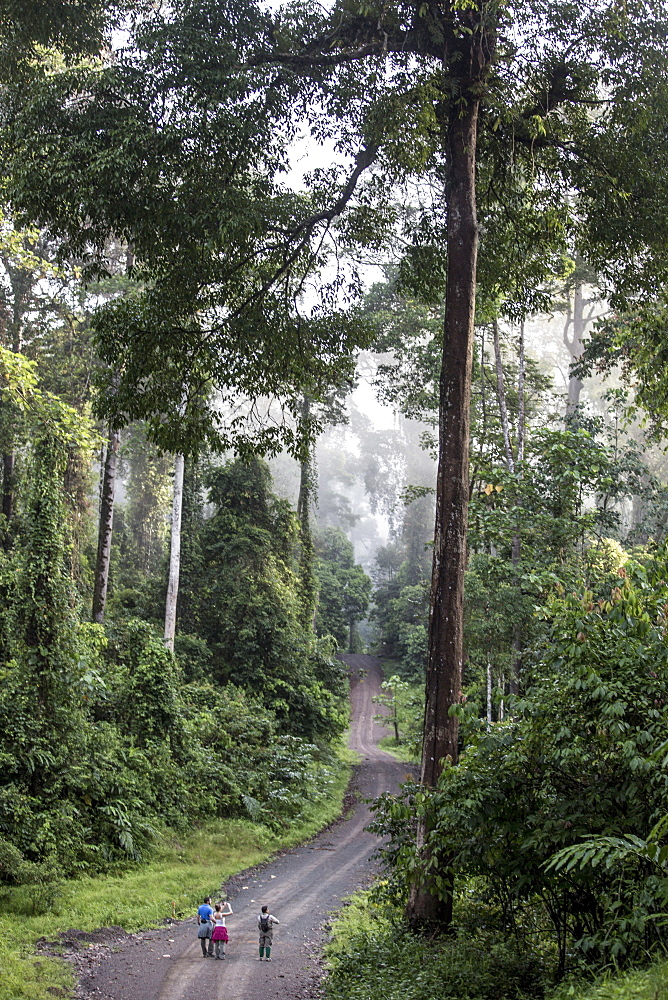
[0,745,355,1000]
[377,736,419,763]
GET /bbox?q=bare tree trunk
[406,93,480,930]
[567,285,584,414]
[470,326,488,500]
[486,660,492,727]
[493,319,515,473]
[509,323,525,695]
[493,321,524,696]
[296,395,318,628]
[92,428,120,623]
[164,453,185,652]
[563,285,596,417]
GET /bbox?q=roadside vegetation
[0,744,354,1000]
[333,540,668,996]
[325,893,668,1000]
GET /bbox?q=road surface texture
[71,654,412,1000]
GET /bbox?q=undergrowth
[324,892,668,1000]
[549,962,668,1000]
[324,893,546,1000]
[0,743,355,1000]
[377,736,419,763]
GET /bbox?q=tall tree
[558,265,599,417]
[296,396,318,628]
[164,453,184,651]
[492,320,525,691]
[92,427,119,623]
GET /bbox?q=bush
[0,838,23,884]
[325,894,546,1000]
[548,959,668,1000]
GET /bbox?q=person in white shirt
[211,900,233,960]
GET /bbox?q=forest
[1,0,668,998]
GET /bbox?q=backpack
[259,914,271,933]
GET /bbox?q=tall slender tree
[164,452,184,652]
[92,427,119,623]
[296,395,318,628]
[563,282,597,417]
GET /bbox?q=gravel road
[75,654,411,1000]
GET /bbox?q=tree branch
[230,141,379,317]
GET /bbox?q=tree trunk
[1,271,28,541]
[92,428,120,623]
[510,323,525,696]
[164,453,185,652]
[296,395,318,628]
[493,320,523,696]
[406,92,480,929]
[493,319,515,473]
[563,285,590,417]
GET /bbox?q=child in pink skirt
[211,901,233,960]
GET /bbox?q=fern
[546,814,668,874]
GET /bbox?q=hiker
[197,896,214,957]
[211,900,233,960]
[257,905,279,961]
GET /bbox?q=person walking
[257,905,279,961]
[211,900,233,960]
[197,896,214,958]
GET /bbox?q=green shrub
[548,960,668,1000]
[0,838,23,883]
[325,894,547,1000]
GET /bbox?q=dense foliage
[315,526,372,652]
[0,364,355,881]
[371,550,668,974]
[324,893,668,1000]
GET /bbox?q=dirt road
[77,654,410,1000]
